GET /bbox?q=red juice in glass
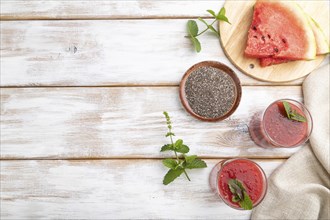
[249,99,313,148]
[209,158,267,210]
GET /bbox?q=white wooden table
[0,1,326,219]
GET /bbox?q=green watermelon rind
[296,3,330,55]
[308,16,330,55]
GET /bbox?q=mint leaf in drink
[232,195,240,203]
[290,111,307,122]
[228,179,243,200]
[228,179,253,210]
[282,101,307,122]
[161,112,207,185]
[163,168,184,185]
[184,158,207,169]
[162,159,178,169]
[239,191,253,210]
[283,101,291,119]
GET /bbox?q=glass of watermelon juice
[209,158,267,210]
[249,99,313,148]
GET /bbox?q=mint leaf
[161,111,207,185]
[228,179,253,210]
[283,101,291,119]
[160,144,173,152]
[216,7,230,23]
[165,132,175,137]
[228,179,243,200]
[176,144,190,153]
[184,155,197,164]
[187,20,198,37]
[218,7,226,16]
[217,14,231,24]
[185,158,207,169]
[207,9,216,18]
[232,195,240,203]
[174,139,183,148]
[190,36,201,53]
[163,168,184,185]
[239,191,253,210]
[162,159,178,169]
[216,7,231,24]
[290,112,307,122]
[208,25,220,37]
[198,17,208,27]
[282,101,307,122]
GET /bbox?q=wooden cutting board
[219,0,329,82]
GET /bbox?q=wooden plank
[1,86,304,159]
[0,20,305,87]
[0,0,223,20]
[0,159,284,219]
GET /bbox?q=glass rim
[216,158,268,210]
[261,99,313,148]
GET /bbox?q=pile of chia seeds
[184,66,236,119]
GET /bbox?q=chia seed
[184,66,237,119]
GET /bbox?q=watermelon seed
[274,48,279,53]
[267,34,271,39]
[261,36,265,41]
[249,64,255,69]
[252,26,257,31]
[282,39,286,43]
[253,36,258,39]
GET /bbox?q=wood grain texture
[0,19,305,87]
[219,0,329,82]
[0,159,283,219]
[1,86,305,159]
[0,0,223,20]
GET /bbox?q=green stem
[168,127,191,182]
[196,19,217,37]
[196,27,209,37]
[183,170,191,181]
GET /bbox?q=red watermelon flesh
[259,57,291,67]
[245,0,316,60]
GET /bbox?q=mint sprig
[282,101,307,122]
[228,179,253,210]
[161,112,207,185]
[186,7,231,52]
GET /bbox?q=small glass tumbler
[248,99,313,148]
[209,158,267,210]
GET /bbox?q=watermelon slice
[245,0,316,62]
[259,14,330,67]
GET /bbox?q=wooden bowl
[179,61,242,122]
